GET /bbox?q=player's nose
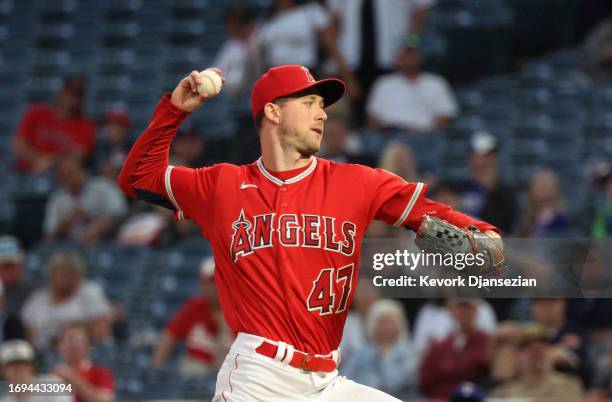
[316,106,327,122]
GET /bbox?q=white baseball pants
[213,333,402,402]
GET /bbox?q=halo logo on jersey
[229,210,356,261]
[230,210,253,261]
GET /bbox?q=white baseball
[197,68,223,97]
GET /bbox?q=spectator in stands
[213,4,258,96]
[450,382,485,402]
[116,204,196,247]
[430,181,462,210]
[591,163,612,239]
[366,141,419,238]
[531,298,589,386]
[0,339,71,402]
[413,298,497,357]
[489,321,520,385]
[152,257,232,378]
[490,324,583,398]
[589,336,612,398]
[419,299,490,399]
[0,236,34,315]
[94,107,132,181]
[326,0,436,122]
[13,75,95,175]
[43,155,127,245]
[52,322,115,402]
[366,36,458,133]
[461,131,517,234]
[340,278,381,364]
[582,18,612,82]
[0,281,25,343]
[319,116,370,165]
[341,300,419,399]
[21,251,113,350]
[257,0,359,96]
[170,124,209,168]
[378,141,419,183]
[518,168,570,237]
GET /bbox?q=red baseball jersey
[119,95,499,355]
[166,296,219,363]
[14,104,95,172]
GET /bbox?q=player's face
[278,93,327,157]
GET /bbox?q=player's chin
[299,143,320,157]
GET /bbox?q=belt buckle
[301,353,316,372]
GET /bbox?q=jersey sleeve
[117,94,218,222]
[363,166,427,226]
[365,167,501,234]
[164,164,220,222]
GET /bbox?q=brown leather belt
[255,341,337,373]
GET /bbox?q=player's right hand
[170,69,222,113]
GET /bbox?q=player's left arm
[409,196,502,237]
[365,167,502,242]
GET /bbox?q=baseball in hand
[197,68,223,97]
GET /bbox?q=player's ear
[263,102,281,125]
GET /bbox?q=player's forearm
[409,197,501,235]
[118,94,188,199]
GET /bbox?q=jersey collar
[256,157,318,186]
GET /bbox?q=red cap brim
[252,77,345,119]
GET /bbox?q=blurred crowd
[1,0,612,400]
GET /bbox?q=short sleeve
[365,77,389,119]
[81,283,112,319]
[363,166,427,227]
[93,179,128,217]
[166,300,196,339]
[164,164,221,222]
[306,3,330,30]
[429,76,458,117]
[21,291,43,328]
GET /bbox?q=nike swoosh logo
[240,182,258,190]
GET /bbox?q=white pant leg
[214,333,382,402]
[321,376,403,402]
[213,351,338,401]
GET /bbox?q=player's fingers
[188,70,200,93]
[210,67,225,83]
[199,92,209,101]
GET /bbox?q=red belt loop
[255,341,337,373]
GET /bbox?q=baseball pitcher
[118,65,503,401]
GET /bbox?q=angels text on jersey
[230,209,357,262]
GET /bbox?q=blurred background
[0,0,611,400]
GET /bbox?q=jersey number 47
[306,264,355,316]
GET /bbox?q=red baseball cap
[251,65,345,119]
